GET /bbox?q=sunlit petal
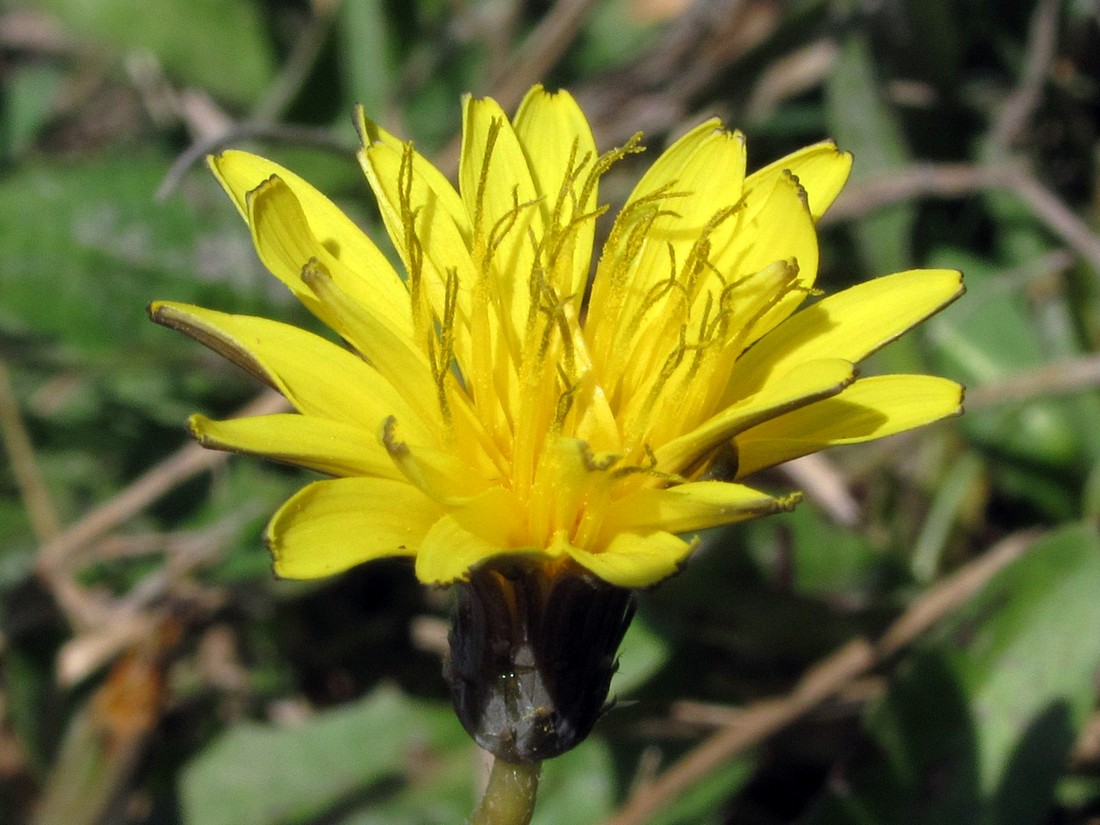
[209,151,411,329]
[735,374,964,477]
[600,481,797,537]
[268,477,443,579]
[725,268,964,403]
[512,85,600,302]
[654,358,856,473]
[149,301,430,439]
[743,140,853,221]
[565,531,696,588]
[415,487,543,584]
[189,413,400,479]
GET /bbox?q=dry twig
[779,453,861,527]
[490,0,603,113]
[156,2,345,200]
[56,514,251,686]
[987,0,1061,153]
[575,0,783,146]
[603,530,1040,825]
[34,391,287,631]
[155,122,355,202]
[962,353,1100,411]
[0,358,61,542]
[824,162,1100,274]
[433,0,604,176]
[252,1,338,124]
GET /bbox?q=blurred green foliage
[2,0,1100,823]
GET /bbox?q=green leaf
[926,249,1086,471]
[801,522,1100,825]
[612,614,670,697]
[22,0,275,104]
[910,451,986,583]
[339,0,395,118]
[180,685,618,825]
[2,64,65,159]
[0,152,276,354]
[532,741,616,824]
[575,0,661,74]
[180,687,470,825]
[746,503,893,599]
[826,34,915,277]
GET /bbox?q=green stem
[468,757,542,825]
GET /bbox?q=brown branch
[987,0,1061,153]
[873,530,1038,657]
[779,453,861,527]
[1001,165,1100,274]
[34,391,287,630]
[823,162,1100,274]
[155,121,355,201]
[252,1,338,124]
[490,0,603,112]
[603,530,1040,825]
[433,0,604,177]
[821,162,999,224]
[0,9,79,57]
[745,38,838,122]
[964,353,1100,411]
[574,0,782,147]
[0,358,61,542]
[1070,710,1100,769]
[57,512,254,686]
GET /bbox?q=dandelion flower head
[151,85,963,589]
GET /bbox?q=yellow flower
[150,85,962,590]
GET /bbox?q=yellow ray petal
[734,374,964,478]
[709,171,819,348]
[460,94,542,340]
[208,151,410,327]
[414,487,541,584]
[565,531,696,588]
[299,257,438,425]
[513,85,595,202]
[188,413,400,479]
[744,140,852,221]
[461,93,540,239]
[725,269,964,407]
[600,481,797,538]
[624,119,746,213]
[528,437,622,548]
[238,174,438,431]
[512,85,599,301]
[355,107,472,241]
[245,176,420,359]
[716,172,817,279]
[585,121,748,401]
[614,119,747,301]
[148,302,430,439]
[379,416,492,503]
[357,137,478,344]
[267,478,443,578]
[654,357,857,474]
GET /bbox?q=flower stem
[468,757,541,825]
